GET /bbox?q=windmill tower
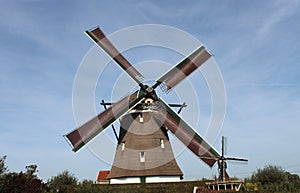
[106,103,184,183]
[65,27,221,184]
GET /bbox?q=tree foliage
[26,164,38,176]
[0,164,48,193]
[251,165,287,185]
[0,172,47,193]
[0,155,8,176]
[249,164,300,192]
[47,170,78,193]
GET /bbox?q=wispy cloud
[259,0,300,34]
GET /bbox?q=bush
[250,165,300,192]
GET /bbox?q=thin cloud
[259,0,300,34]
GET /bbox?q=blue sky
[1,0,300,181]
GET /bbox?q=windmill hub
[145,86,154,93]
[141,86,158,101]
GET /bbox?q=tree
[0,155,8,176]
[47,170,78,193]
[250,165,300,192]
[251,165,288,185]
[0,164,47,193]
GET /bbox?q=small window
[140,151,145,162]
[160,139,165,149]
[121,142,125,151]
[139,113,143,123]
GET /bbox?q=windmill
[202,137,248,191]
[216,136,248,182]
[64,26,221,183]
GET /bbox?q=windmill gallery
[64,26,247,188]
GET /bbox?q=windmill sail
[155,46,211,91]
[86,27,144,85]
[151,98,220,167]
[65,90,145,152]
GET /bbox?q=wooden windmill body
[65,27,222,184]
[107,106,183,183]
